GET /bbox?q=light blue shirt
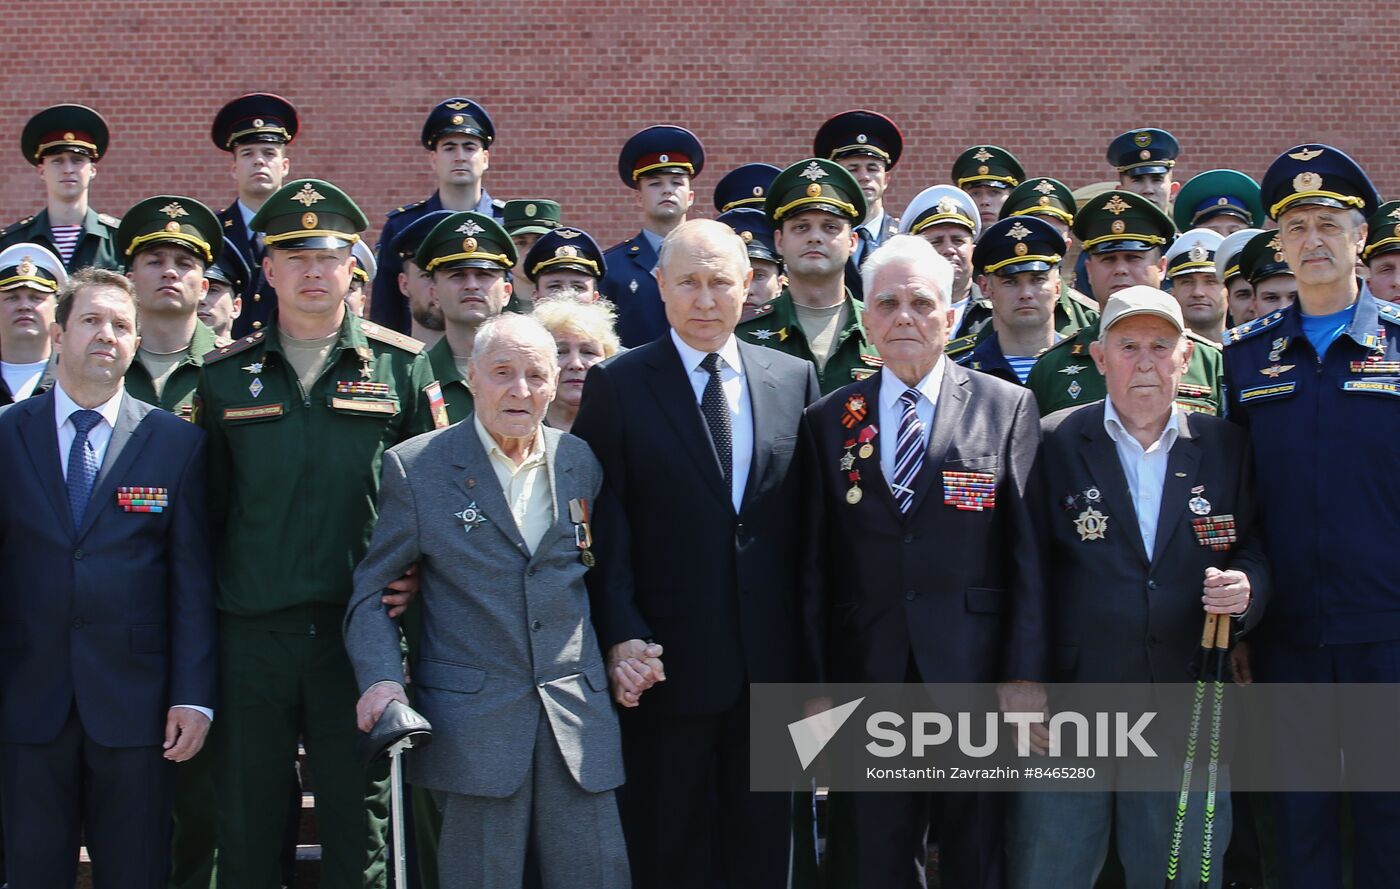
[1103,396,1182,556]
[669,330,753,512]
[1299,300,1357,358]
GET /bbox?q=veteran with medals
[347,312,629,889]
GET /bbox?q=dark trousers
[0,705,173,889]
[617,691,790,889]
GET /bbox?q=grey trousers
[435,714,629,889]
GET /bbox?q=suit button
[531,620,542,631]
[1147,580,1159,590]
[71,618,84,629]
[73,549,85,560]
[903,533,914,544]
[737,523,746,535]
[527,567,537,576]
[905,590,916,601]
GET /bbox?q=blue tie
[67,409,103,526]
[891,389,925,514]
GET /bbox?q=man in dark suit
[573,218,820,889]
[1010,286,1266,888]
[0,268,217,888]
[799,233,1045,888]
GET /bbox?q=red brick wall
[3,1,1395,252]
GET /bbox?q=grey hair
[860,234,955,306]
[531,298,622,359]
[469,312,559,369]
[656,218,750,277]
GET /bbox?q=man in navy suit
[0,268,217,889]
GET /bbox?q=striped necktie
[891,389,925,513]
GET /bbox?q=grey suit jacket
[345,419,623,798]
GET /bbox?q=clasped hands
[607,639,665,708]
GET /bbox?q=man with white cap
[1012,284,1266,889]
[0,242,65,404]
[1215,228,1263,326]
[1164,229,1228,342]
[898,184,988,338]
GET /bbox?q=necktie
[699,353,733,495]
[67,409,103,525]
[891,389,925,514]
[856,226,875,267]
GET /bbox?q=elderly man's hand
[356,680,409,732]
[607,639,665,708]
[1203,567,1251,615]
[163,708,211,762]
[381,563,421,618]
[998,681,1051,756]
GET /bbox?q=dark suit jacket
[600,233,667,348]
[573,335,820,715]
[1031,402,1268,683]
[0,390,217,747]
[219,201,277,339]
[800,361,1047,686]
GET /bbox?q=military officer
[1223,144,1399,889]
[521,226,607,304]
[1215,227,1264,325]
[1237,229,1298,321]
[814,110,902,298]
[417,211,517,424]
[953,215,1068,385]
[387,209,453,347]
[348,239,376,317]
[196,179,443,889]
[210,93,298,338]
[952,144,1025,226]
[371,98,504,334]
[1362,200,1400,304]
[996,175,1101,336]
[116,196,223,419]
[899,184,989,338]
[1027,190,1223,416]
[1108,127,1180,210]
[502,199,562,308]
[600,124,704,347]
[734,158,881,394]
[0,243,64,405]
[1163,228,1229,341]
[201,236,249,345]
[1172,169,1264,237]
[717,207,784,320]
[712,162,780,214]
[0,104,119,272]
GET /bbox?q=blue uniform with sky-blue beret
[370,98,503,334]
[600,125,705,347]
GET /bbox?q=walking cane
[361,699,433,888]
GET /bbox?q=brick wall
[3,1,1395,252]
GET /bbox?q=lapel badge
[455,502,487,533]
[840,394,868,429]
[857,424,877,460]
[1074,506,1109,541]
[752,328,774,340]
[1188,486,1211,516]
[1067,380,1083,399]
[249,377,264,398]
[1268,337,1288,362]
[1058,363,1085,376]
[1259,364,1295,379]
[242,361,263,374]
[629,278,639,293]
[1085,486,1101,501]
[845,469,863,505]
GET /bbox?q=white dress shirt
[877,359,945,487]
[670,330,753,512]
[1103,397,1182,556]
[54,383,215,722]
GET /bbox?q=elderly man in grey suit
[345,312,629,889]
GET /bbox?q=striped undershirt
[50,224,81,264]
[1006,355,1038,384]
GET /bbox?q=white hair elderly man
[798,234,1047,886]
[347,312,630,889]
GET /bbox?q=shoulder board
[203,330,266,363]
[1378,301,1400,325]
[1064,287,1098,311]
[603,239,633,255]
[1,216,34,236]
[360,320,425,354]
[945,334,978,356]
[491,198,506,210]
[1040,332,1086,358]
[1222,309,1286,345]
[387,199,427,218]
[97,213,120,227]
[1185,330,1223,350]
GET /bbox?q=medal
[839,449,855,471]
[840,394,868,429]
[570,498,595,566]
[845,470,863,505]
[1085,487,1101,502]
[1074,506,1109,541]
[1191,514,1237,551]
[1188,486,1211,516]
[858,444,873,460]
[856,424,877,460]
[454,502,486,533]
[249,377,264,398]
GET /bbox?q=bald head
[656,218,750,277]
[656,219,753,352]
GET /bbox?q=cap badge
[1134,131,1152,148]
[803,183,821,198]
[159,202,188,219]
[163,221,182,233]
[935,197,960,216]
[1288,147,1324,162]
[658,154,669,163]
[456,219,484,236]
[252,118,265,128]
[1388,206,1400,221]
[556,245,578,258]
[1013,243,1029,256]
[555,229,580,239]
[1006,222,1032,241]
[64,131,76,141]
[740,231,753,243]
[977,165,990,175]
[1034,179,1056,194]
[1138,150,1151,160]
[973,147,994,163]
[450,114,465,125]
[1217,197,1230,206]
[752,185,764,196]
[16,257,35,276]
[856,133,868,144]
[1268,234,1281,250]
[1103,195,1131,216]
[445,101,469,111]
[1111,220,1127,234]
[1038,196,1051,206]
[1189,244,1209,262]
[525,203,537,217]
[462,237,478,252]
[291,183,325,207]
[301,212,318,230]
[1293,171,1322,193]
[800,162,828,182]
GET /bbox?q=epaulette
[360,320,425,354]
[1186,330,1223,351]
[1378,301,1400,325]
[603,238,632,254]
[387,199,427,218]
[1222,308,1286,345]
[945,334,978,356]
[491,198,506,211]
[1064,287,1098,311]
[203,330,266,363]
[1040,332,1086,358]
[1,216,34,236]
[97,213,120,227]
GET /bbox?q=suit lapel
[739,341,778,503]
[1150,416,1202,567]
[628,233,658,274]
[643,339,732,509]
[451,421,530,558]
[906,361,970,517]
[1079,405,1149,565]
[846,373,902,519]
[80,394,153,539]
[16,391,75,537]
[527,427,573,565]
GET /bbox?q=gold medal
[859,443,874,460]
[581,550,596,567]
[846,486,863,505]
[1074,506,1108,541]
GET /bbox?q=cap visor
[437,257,509,271]
[989,259,1054,277]
[269,236,355,251]
[508,224,556,237]
[1088,240,1159,255]
[1104,307,1183,334]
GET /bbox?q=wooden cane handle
[1214,613,1233,650]
[1200,612,1220,648]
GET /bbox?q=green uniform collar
[426,336,465,384]
[773,286,868,347]
[262,308,371,364]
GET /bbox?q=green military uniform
[425,336,473,422]
[994,176,1100,339]
[125,320,219,419]
[503,199,562,314]
[0,208,120,272]
[197,179,445,889]
[736,288,882,394]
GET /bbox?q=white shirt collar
[472,414,544,466]
[670,329,744,376]
[1102,396,1181,453]
[878,356,945,413]
[53,382,124,431]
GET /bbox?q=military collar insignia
[1288,147,1324,162]
[800,162,828,182]
[972,147,994,162]
[1103,195,1131,215]
[456,219,484,236]
[160,202,188,219]
[291,183,325,206]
